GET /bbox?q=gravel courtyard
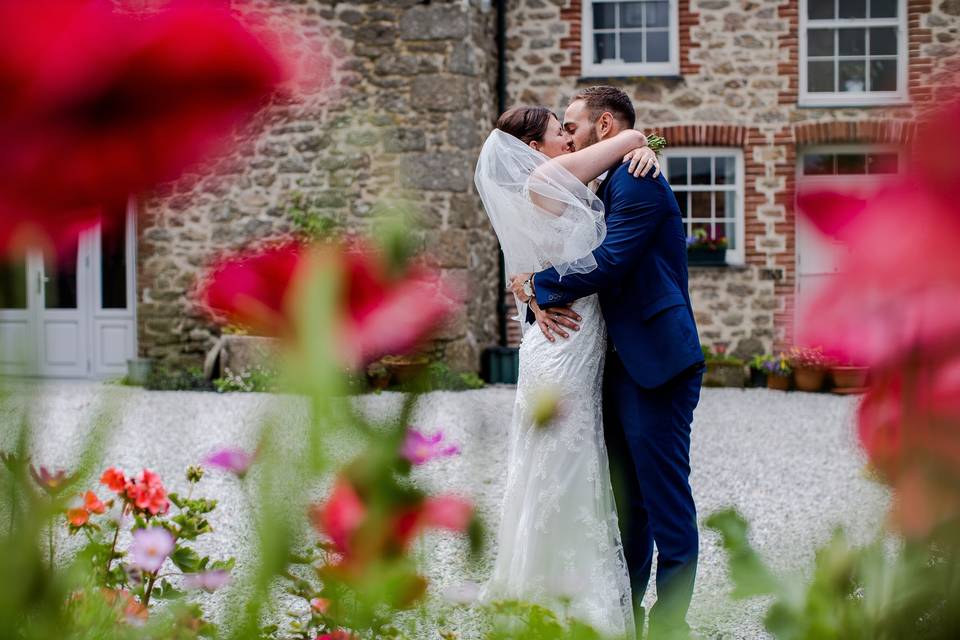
[0,381,889,639]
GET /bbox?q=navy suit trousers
[603,351,704,638]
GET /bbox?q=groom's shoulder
[607,162,670,198]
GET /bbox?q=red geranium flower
[199,240,457,368]
[124,468,170,515]
[67,507,90,527]
[310,477,366,556]
[100,467,128,493]
[0,1,285,253]
[83,490,106,515]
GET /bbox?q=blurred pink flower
[130,527,174,573]
[204,447,255,477]
[183,569,231,593]
[401,429,460,466]
[0,1,285,253]
[30,464,71,495]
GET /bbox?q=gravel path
[0,381,889,639]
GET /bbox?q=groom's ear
[597,112,615,137]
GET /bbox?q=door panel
[0,256,35,374]
[37,236,88,377]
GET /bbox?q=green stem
[48,519,54,570]
[142,572,157,607]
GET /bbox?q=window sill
[797,95,910,109]
[688,262,750,271]
[578,74,684,83]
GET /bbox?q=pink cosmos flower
[400,429,460,466]
[130,527,175,573]
[30,464,70,495]
[204,447,255,477]
[183,569,231,593]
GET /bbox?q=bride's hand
[622,146,660,178]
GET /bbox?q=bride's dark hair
[495,106,553,145]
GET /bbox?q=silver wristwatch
[522,277,534,300]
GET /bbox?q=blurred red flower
[199,240,457,368]
[0,0,284,253]
[310,475,474,566]
[796,96,960,537]
[100,467,128,493]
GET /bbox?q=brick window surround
[560,0,701,77]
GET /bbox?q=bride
[474,106,659,639]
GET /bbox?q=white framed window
[799,0,908,106]
[581,0,680,77]
[661,148,745,266]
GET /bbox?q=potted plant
[763,354,792,391]
[702,344,746,388]
[748,354,771,388]
[380,354,430,385]
[787,346,831,393]
[686,228,728,266]
[365,360,391,391]
[830,360,870,394]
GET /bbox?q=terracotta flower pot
[794,366,826,392]
[382,355,430,385]
[831,365,869,389]
[767,373,791,391]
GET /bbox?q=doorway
[0,202,137,378]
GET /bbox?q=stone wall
[136,0,500,372]
[502,0,960,357]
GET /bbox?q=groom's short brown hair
[574,86,636,130]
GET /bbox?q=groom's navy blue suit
[530,160,704,637]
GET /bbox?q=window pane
[594,33,616,63]
[808,0,834,19]
[870,0,897,18]
[867,152,899,174]
[645,1,670,28]
[715,156,736,184]
[724,218,737,249]
[668,157,688,184]
[839,60,866,92]
[837,153,868,174]
[676,191,689,217]
[691,222,710,238]
[714,191,727,217]
[808,60,835,92]
[691,191,711,218]
[0,258,27,310]
[691,157,711,185]
[101,218,127,310]
[839,0,866,18]
[803,153,835,175]
[646,30,669,62]
[712,223,726,243]
[869,59,898,91]
[45,241,79,310]
[838,28,865,56]
[593,2,617,29]
[621,32,644,62]
[870,27,897,55]
[808,28,835,56]
[620,1,645,27]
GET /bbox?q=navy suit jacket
[531,162,703,389]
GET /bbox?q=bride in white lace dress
[474,107,659,639]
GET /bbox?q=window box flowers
[686,228,728,266]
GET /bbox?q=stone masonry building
[3,0,957,379]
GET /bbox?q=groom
[511,86,705,640]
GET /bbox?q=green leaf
[170,545,201,573]
[705,508,782,598]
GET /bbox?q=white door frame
[0,201,137,379]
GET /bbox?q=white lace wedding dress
[474,129,634,638]
[479,294,635,639]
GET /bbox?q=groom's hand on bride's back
[530,299,580,342]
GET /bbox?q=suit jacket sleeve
[531,170,671,312]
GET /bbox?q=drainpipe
[494,0,508,348]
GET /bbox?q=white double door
[0,208,137,379]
